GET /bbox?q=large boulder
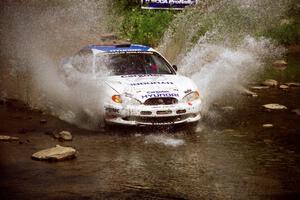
[32,145,76,161]
[262,79,278,87]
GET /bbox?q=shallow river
[0,53,300,200]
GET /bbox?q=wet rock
[32,145,76,161]
[251,86,269,90]
[291,109,300,115]
[242,88,258,97]
[54,131,72,141]
[0,135,19,141]
[279,84,289,89]
[238,86,258,97]
[263,124,273,128]
[285,82,300,87]
[262,79,278,87]
[40,119,47,124]
[263,103,287,110]
[272,60,287,70]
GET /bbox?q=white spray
[159,0,289,113]
[0,0,110,129]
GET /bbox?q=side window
[151,53,173,74]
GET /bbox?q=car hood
[104,74,198,103]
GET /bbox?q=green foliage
[110,0,176,46]
[109,0,300,47]
[261,8,300,45]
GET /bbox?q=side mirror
[172,65,178,72]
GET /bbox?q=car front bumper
[104,100,201,126]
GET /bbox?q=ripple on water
[144,135,185,147]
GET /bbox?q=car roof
[82,44,153,54]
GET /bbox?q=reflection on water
[1,125,299,200]
[145,134,185,147]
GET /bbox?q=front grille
[144,97,178,105]
[128,115,191,124]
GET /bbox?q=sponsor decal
[130,81,174,86]
[141,92,179,99]
[141,0,197,10]
[107,51,153,55]
[121,74,161,78]
[147,90,169,94]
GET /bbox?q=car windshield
[97,52,175,75]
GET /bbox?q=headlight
[112,94,142,105]
[124,97,142,105]
[181,91,200,103]
[112,95,122,103]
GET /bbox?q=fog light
[141,111,152,115]
[176,109,186,114]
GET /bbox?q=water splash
[0,0,110,129]
[178,35,285,112]
[158,0,289,113]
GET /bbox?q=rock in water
[279,85,289,89]
[272,60,287,70]
[262,79,278,87]
[263,104,287,110]
[0,135,19,141]
[251,86,269,90]
[242,88,258,97]
[285,82,300,87]
[54,131,72,141]
[32,145,76,161]
[263,124,273,128]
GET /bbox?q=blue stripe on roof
[85,44,151,53]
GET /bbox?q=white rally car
[63,43,201,129]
